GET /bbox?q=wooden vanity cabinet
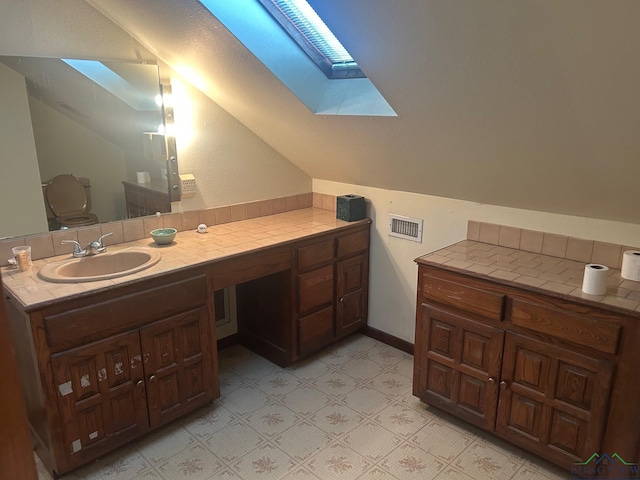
[6,270,217,476]
[413,264,631,469]
[294,226,369,358]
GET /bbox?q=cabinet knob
[499,381,509,390]
[136,380,144,388]
[487,377,496,385]
[340,297,344,303]
[149,375,157,382]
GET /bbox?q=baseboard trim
[217,333,238,350]
[363,326,414,355]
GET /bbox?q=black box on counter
[336,194,365,222]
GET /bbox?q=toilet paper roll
[136,171,150,183]
[582,264,609,295]
[621,250,640,281]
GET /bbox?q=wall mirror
[0,55,175,239]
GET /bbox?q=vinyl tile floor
[38,334,568,480]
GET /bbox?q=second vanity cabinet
[295,228,369,357]
[7,270,217,476]
[413,264,636,469]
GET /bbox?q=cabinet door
[51,330,148,467]
[414,305,504,430]
[336,253,368,337]
[141,307,214,427]
[496,333,614,466]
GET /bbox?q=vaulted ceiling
[87,0,640,223]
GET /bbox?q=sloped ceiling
[86,0,640,224]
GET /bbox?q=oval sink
[39,248,162,283]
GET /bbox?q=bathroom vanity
[413,241,640,469]
[3,209,370,476]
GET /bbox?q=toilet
[45,174,99,228]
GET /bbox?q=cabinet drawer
[422,272,505,322]
[298,306,334,356]
[43,275,207,347]
[298,265,334,315]
[337,229,369,257]
[510,299,622,355]
[297,239,335,270]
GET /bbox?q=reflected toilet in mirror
[44,174,99,229]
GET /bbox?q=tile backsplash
[1,192,320,267]
[467,220,638,270]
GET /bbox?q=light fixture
[160,84,180,202]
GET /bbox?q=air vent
[389,214,423,243]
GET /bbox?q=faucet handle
[97,232,113,246]
[61,240,87,258]
[92,232,113,253]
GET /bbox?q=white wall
[165,74,312,212]
[0,63,48,238]
[314,179,640,343]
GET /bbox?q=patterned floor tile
[433,466,476,480]
[273,421,333,462]
[203,420,267,464]
[230,443,297,479]
[135,424,198,465]
[389,356,414,379]
[411,420,475,463]
[310,402,365,437]
[156,444,224,480]
[312,371,360,398]
[379,442,446,480]
[218,370,247,395]
[180,403,237,440]
[285,356,335,381]
[304,442,371,480]
[373,402,431,438]
[254,371,302,397]
[368,371,412,398]
[451,441,525,480]
[279,467,322,479]
[279,385,333,416]
[79,450,152,480]
[338,357,386,381]
[340,421,403,463]
[219,385,272,416]
[128,471,163,480]
[244,403,301,438]
[365,344,412,367]
[315,346,356,367]
[228,355,280,381]
[340,384,393,416]
[357,466,400,479]
[517,456,570,480]
[337,334,380,354]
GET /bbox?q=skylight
[198,0,396,116]
[257,0,364,79]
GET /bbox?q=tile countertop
[416,239,640,317]
[2,208,369,311]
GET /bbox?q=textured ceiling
[86,0,640,224]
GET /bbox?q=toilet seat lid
[46,174,88,216]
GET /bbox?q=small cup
[11,246,32,272]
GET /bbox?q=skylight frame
[256,0,365,79]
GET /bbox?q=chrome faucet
[88,232,112,255]
[61,232,113,257]
[61,240,87,258]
